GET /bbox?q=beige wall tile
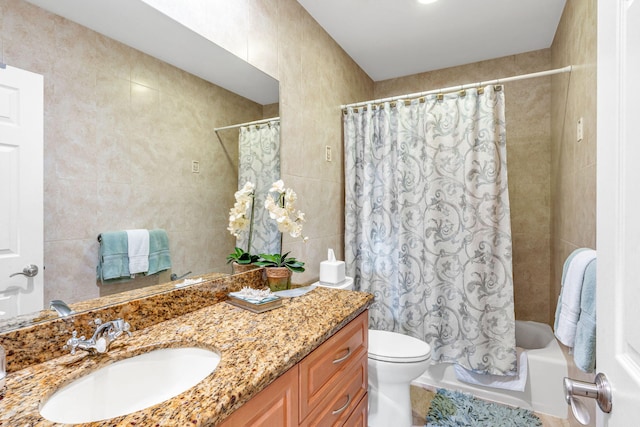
[43,239,100,304]
[550,1,597,426]
[247,0,279,78]
[550,0,597,305]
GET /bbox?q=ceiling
[296,0,567,81]
[24,0,566,102]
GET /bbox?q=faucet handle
[121,320,132,336]
[109,319,132,340]
[94,337,108,353]
[64,331,85,355]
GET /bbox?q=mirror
[233,121,282,257]
[0,0,279,332]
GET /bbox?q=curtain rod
[340,65,572,109]
[214,116,280,133]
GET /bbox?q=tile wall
[147,0,375,284]
[550,0,597,322]
[550,1,597,426]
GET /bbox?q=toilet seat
[368,330,431,363]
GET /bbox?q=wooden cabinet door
[218,367,299,427]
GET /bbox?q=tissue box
[320,260,345,284]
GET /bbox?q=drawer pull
[332,394,351,415]
[332,347,351,364]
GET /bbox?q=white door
[597,0,640,425]
[0,65,44,319]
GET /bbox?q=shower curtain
[237,122,281,255]
[344,86,516,376]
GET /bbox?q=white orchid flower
[264,180,308,242]
[270,179,286,193]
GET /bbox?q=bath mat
[425,389,542,427]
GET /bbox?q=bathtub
[413,320,569,418]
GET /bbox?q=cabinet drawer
[299,352,367,427]
[299,311,368,420]
[343,392,368,427]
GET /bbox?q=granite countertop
[0,273,230,333]
[0,286,373,426]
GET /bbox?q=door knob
[564,373,612,425]
[9,264,39,278]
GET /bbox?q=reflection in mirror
[0,0,279,332]
[216,119,282,257]
[239,122,282,256]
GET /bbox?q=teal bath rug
[425,389,542,427]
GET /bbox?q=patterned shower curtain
[237,122,281,255]
[344,86,516,376]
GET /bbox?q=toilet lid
[368,329,431,363]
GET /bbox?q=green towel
[148,229,171,275]
[97,231,130,281]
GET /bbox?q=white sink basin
[40,347,220,424]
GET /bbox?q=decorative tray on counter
[226,288,282,314]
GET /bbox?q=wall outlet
[577,117,584,142]
[191,160,200,173]
[325,146,332,162]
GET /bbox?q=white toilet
[367,329,431,427]
[314,278,431,426]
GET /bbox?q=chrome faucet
[170,271,192,281]
[65,318,132,355]
[50,299,74,317]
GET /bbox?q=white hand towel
[454,348,528,392]
[554,249,596,347]
[127,229,149,275]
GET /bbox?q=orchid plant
[226,182,259,265]
[255,180,308,272]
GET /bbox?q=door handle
[9,264,39,278]
[564,373,612,425]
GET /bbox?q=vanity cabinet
[218,367,299,427]
[219,311,368,427]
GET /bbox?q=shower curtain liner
[237,122,281,255]
[344,86,517,376]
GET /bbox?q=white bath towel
[454,348,528,392]
[554,249,596,347]
[127,229,149,275]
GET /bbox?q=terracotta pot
[232,262,260,274]
[264,267,292,292]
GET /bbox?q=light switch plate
[325,146,332,162]
[577,117,584,142]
